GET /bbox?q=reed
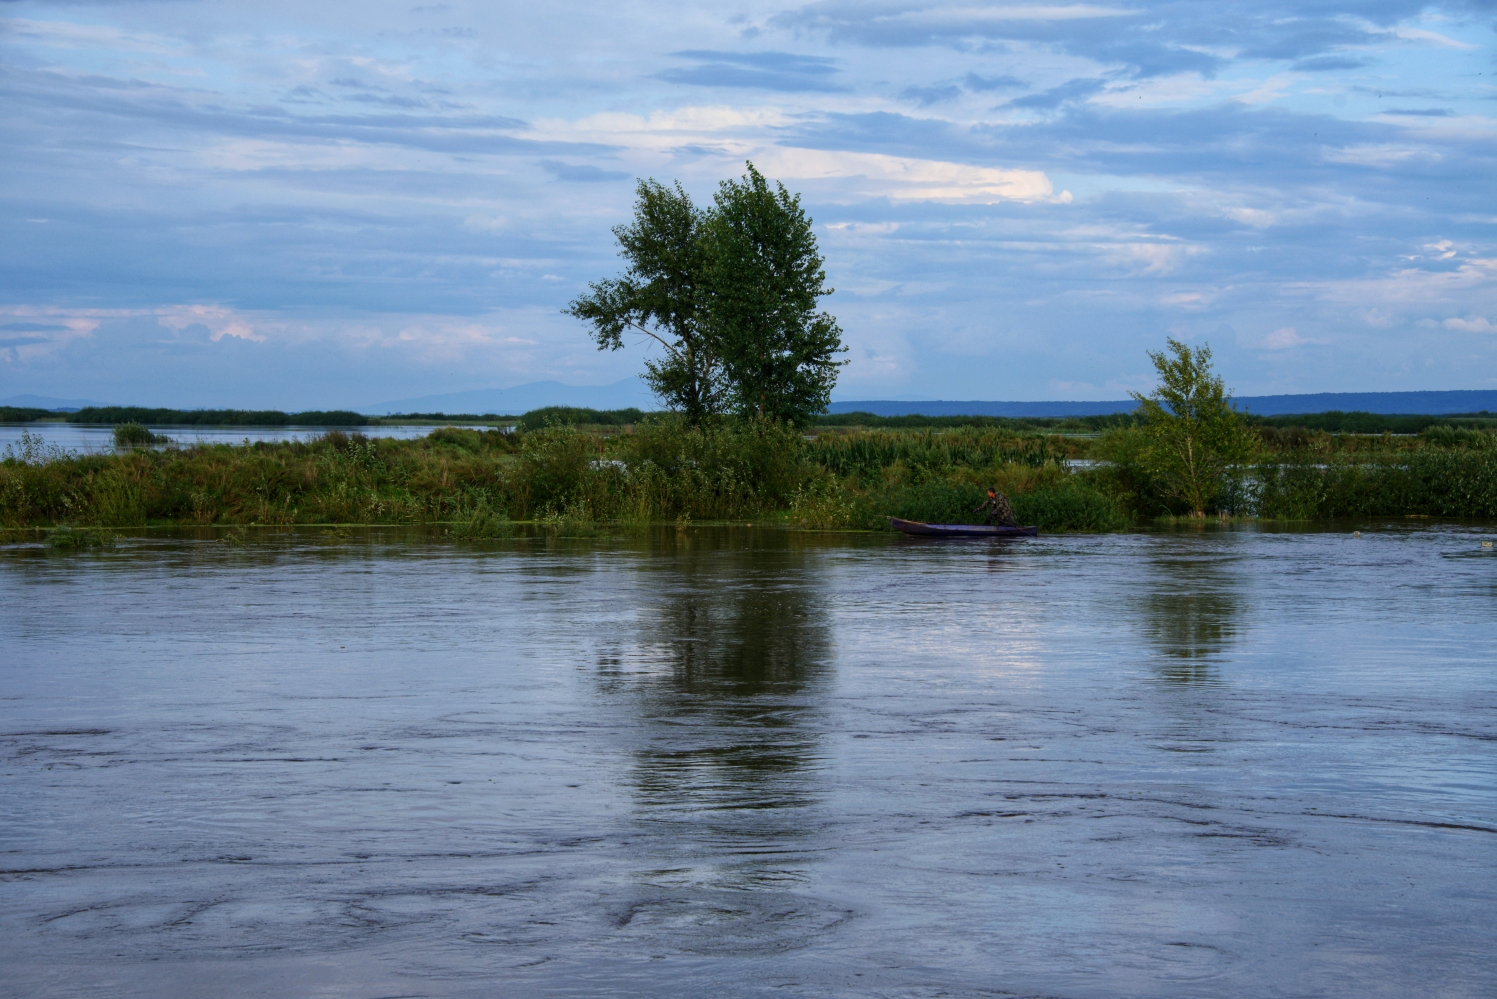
[5,421,1492,532]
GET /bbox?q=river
[0,423,475,456]
[1,525,1493,997]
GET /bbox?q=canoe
[887,517,1038,538]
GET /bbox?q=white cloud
[1321,145,1441,168]
[1423,240,1457,260]
[1444,316,1495,333]
[1300,259,1497,306]
[1235,74,1295,107]
[1263,327,1309,349]
[533,107,1059,203]
[757,147,1058,203]
[158,305,267,342]
[1159,289,1220,309]
[1102,242,1201,276]
[4,17,181,55]
[462,215,508,232]
[1222,206,1276,228]
[1383,26,1479,50]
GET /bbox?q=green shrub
[808,428,1065,481]
[1418,425,1497,450]
[112,423,167,449]
[858,476,1127,532]
[517,406,646,430]
[425,426,514,453]
[624,416,809,519]
[513,423,602,516]
[1013,479,1130,532]
[447,506,515,539]
[45,525,113,549]
[3,429,72,465]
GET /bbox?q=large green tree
[564,180,722,424]
[703,164,846,425]
[567,164,844,426]
[1131,338,1257,517]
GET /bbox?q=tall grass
[1254,450,1497,520]
[10,420,1488,533]
[808,428,1073,479]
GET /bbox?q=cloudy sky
[3,0,1496,408]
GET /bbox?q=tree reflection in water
[598,530,835,889]
[1142,548,1244,683]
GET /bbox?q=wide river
[2,525,1493,998]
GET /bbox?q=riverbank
[3,421,1495,532]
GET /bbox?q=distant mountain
[363,377,657,416]
[0,394,112,412]
[830,390,1497,418]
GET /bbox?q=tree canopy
[1130,338,1256,517]
[564,180,719,424]
[567,163,845,426]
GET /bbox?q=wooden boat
[887,517,1038,538]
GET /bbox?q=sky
[2,0,1496,409]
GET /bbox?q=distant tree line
[64,407,368,426]
[0,405,369,426]
[1245,410,1497,434]
[3,403,1494,436]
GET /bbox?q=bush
[1419,425,1497,450]
[516,407,646,430]
[1013,480,1130,532]
[113,423,167,449]
[808,428,1066,481]
[447,506,515,540]
[857,476,1126,532]
[1252,449,1497,520]
[513,423,611,517]
[624,416,809,519]
[45,525,114,549]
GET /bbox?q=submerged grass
[44,525,115,549]
[4,419,1495,533]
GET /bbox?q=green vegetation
[515,407,647,430]
[567,179,720,422]
[5,409,1496,534]
[811,411,1137,432]
[44,525,114,549]
[374,413,514,425]
[702,164,846,424]
[568,162,844,426]
[112,422,170,449]
[0,406,58,422]
[1114,339,1256,518]
[68,407,367,426]
[7,340,1497,534]
[1247,410,1497,434]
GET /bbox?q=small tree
[1131,338,1256,517]
[702,164,846,426]
[565,180,723,424]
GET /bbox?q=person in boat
[974,487,1017,527]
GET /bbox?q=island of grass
[5,410,1497,537]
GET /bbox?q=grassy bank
[4,420,1495,533]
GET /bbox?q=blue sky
[2,0,1496,408]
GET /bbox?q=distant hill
[829,390,1497,418]
[0,394,112,412]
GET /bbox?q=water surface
[2,525,1494,997]
[0,423,468,455]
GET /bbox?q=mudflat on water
[1,526,1493,998]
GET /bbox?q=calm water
[2,525,1494,998]
[0,423,471,455]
